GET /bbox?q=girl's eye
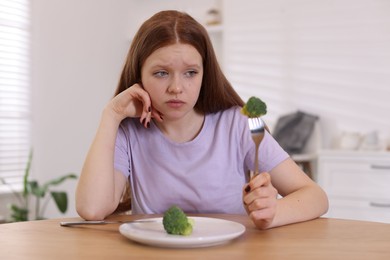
[154,71,168,77]
[185,70,198,77]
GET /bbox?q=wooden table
[1,214,390,259]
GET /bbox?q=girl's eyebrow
[181,59,203,68]
[149,63,202,70]
[186,64,202,69]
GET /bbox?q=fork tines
[248,117,265,133]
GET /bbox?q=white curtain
[0,0,31,189]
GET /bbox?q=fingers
[139,103,164,127]
[130,84,164,127]
[128,84,151,128]
[243,172,269,208]
[244,172,272,195]
[151,109,164,122]
[117,84,163,128]
[243,172,277,229]
[139,105,151,128]
[110,83,163,128]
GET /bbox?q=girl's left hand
[242,172,278,229]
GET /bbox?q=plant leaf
[9,204,29,222]
[51,191,68,213]
[28,180,46,198]
[42,173,77,191]
[23,149,33,197]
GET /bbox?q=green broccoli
[162,205,194,236]
[241,96,267,118]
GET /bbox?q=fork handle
[252,142,260,179]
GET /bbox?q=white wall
[31,0,133,218]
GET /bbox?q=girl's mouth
[166,99,184,108]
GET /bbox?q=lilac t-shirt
[114,106,289,215]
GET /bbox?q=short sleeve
[258,131,290,172]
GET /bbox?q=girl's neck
[154,111,205,143]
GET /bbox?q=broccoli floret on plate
[163,205,193,236]
[241,96,267,118]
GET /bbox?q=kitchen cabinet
[316,150,390,223]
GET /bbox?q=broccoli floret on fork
[241,96,267,118]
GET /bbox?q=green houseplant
[0,150,77,222]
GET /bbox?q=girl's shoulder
[208,106,246,125]
[210,106,243,118]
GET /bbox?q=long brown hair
[115,10,244,113]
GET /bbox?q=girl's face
[141,43,203,121]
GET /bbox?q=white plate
[119,217,246,248]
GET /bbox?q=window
[0,0,30,191]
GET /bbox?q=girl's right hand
[107,83,162,127]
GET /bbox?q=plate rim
[119,216,246,248]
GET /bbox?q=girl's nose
[167,76,183,94]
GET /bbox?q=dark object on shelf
[273,111,318,154]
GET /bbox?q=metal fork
[248,117,266,179]
[60,219,157,227]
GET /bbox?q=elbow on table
[321,190,330,216]
[315,186,329,217]
[75,202,112,221]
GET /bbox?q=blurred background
[1,0,389,221]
